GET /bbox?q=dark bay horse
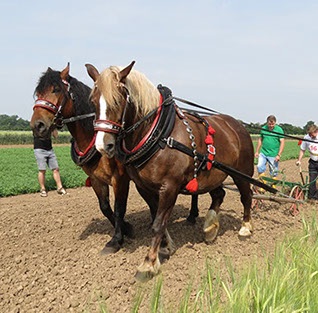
[30,64,135,254]
[86,62,255,280]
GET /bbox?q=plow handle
[299,165,305,186]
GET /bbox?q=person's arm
[275,138,285,162]
[254,137,263,158]
[296,149,305,166]
[52,128,58,139]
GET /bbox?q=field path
[0,159,315,312]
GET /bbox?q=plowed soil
[1,159,316,312]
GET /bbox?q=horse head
[85,61,135,158]
[30,63,74,138]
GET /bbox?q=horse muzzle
[31,120,51,138]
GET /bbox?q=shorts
[257,153,279,176]
[34,149,59,171]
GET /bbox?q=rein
[174,96,318,144]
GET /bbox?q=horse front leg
[101,175,133,255]
[187,194,199,224]
[135,185,178,282]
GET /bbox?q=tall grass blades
[221,212,318,312]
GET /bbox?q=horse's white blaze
[95,95,107,153]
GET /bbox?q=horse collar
[115,85,176,168]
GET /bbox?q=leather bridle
[33,79,95,128]
[93,85,131,135]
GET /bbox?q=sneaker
[57,187,67,195]
[40,189,47,197]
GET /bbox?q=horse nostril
[106,143,114,152]
[36,121,45,132]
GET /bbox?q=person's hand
[255,152,259,158]
[296,160,301,166]
[275,155,281,162]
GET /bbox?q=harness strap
[63,112,96,124]
[164,137,278,194]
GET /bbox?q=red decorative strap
[74,133,97,156]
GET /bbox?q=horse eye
[52,87,61,93]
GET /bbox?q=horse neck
[123,105,157,151]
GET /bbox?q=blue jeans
[257,153,279,176]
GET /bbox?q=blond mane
[96,66,161,117]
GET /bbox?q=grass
[127,213,318,312]
[253,140,309,163]
[0,146,87,197]
[0,139,307,197]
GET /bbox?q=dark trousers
[308,159,318,199]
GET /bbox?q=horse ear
[119,61,135,83]
[85,64,100,82]
[60,62,70,79]
[47,67,53,72]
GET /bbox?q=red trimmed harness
[94,94,164,155]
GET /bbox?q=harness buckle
[167,137,174,148]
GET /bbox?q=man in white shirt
[296,124,318,200]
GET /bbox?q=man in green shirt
[254,115,285,180]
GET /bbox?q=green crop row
[0,146,87,197]
[0,130,72,145]
[0,141,307,197]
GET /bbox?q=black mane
[35,69,95,134]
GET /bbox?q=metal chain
[183,119,198,179]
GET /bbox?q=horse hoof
[186,215,196,225]
[135,270,155,282]
[204,225,219,244]
[158,247,171,263]
[123,222,135,239]
[204,210,219,243]
[238,226,252,237]
[100,242,121,255]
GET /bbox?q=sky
[0,0,317,127]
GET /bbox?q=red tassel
[208,126,215,135]
[85,177,92,187]
[298,140,302,146]
[205,135,213,145]
[186,178,198,192]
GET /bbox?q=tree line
[0,114,315,135]
[0,114,31,130]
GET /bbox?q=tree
[303,121,315,132]
[0,114,31,130]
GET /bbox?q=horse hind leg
[204,186,225,243]
[187,195,199,224]
[233,177,253,237]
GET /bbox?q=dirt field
[0,159,316,312]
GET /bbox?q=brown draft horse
[30,64,135,254]
[86,62,254,280]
